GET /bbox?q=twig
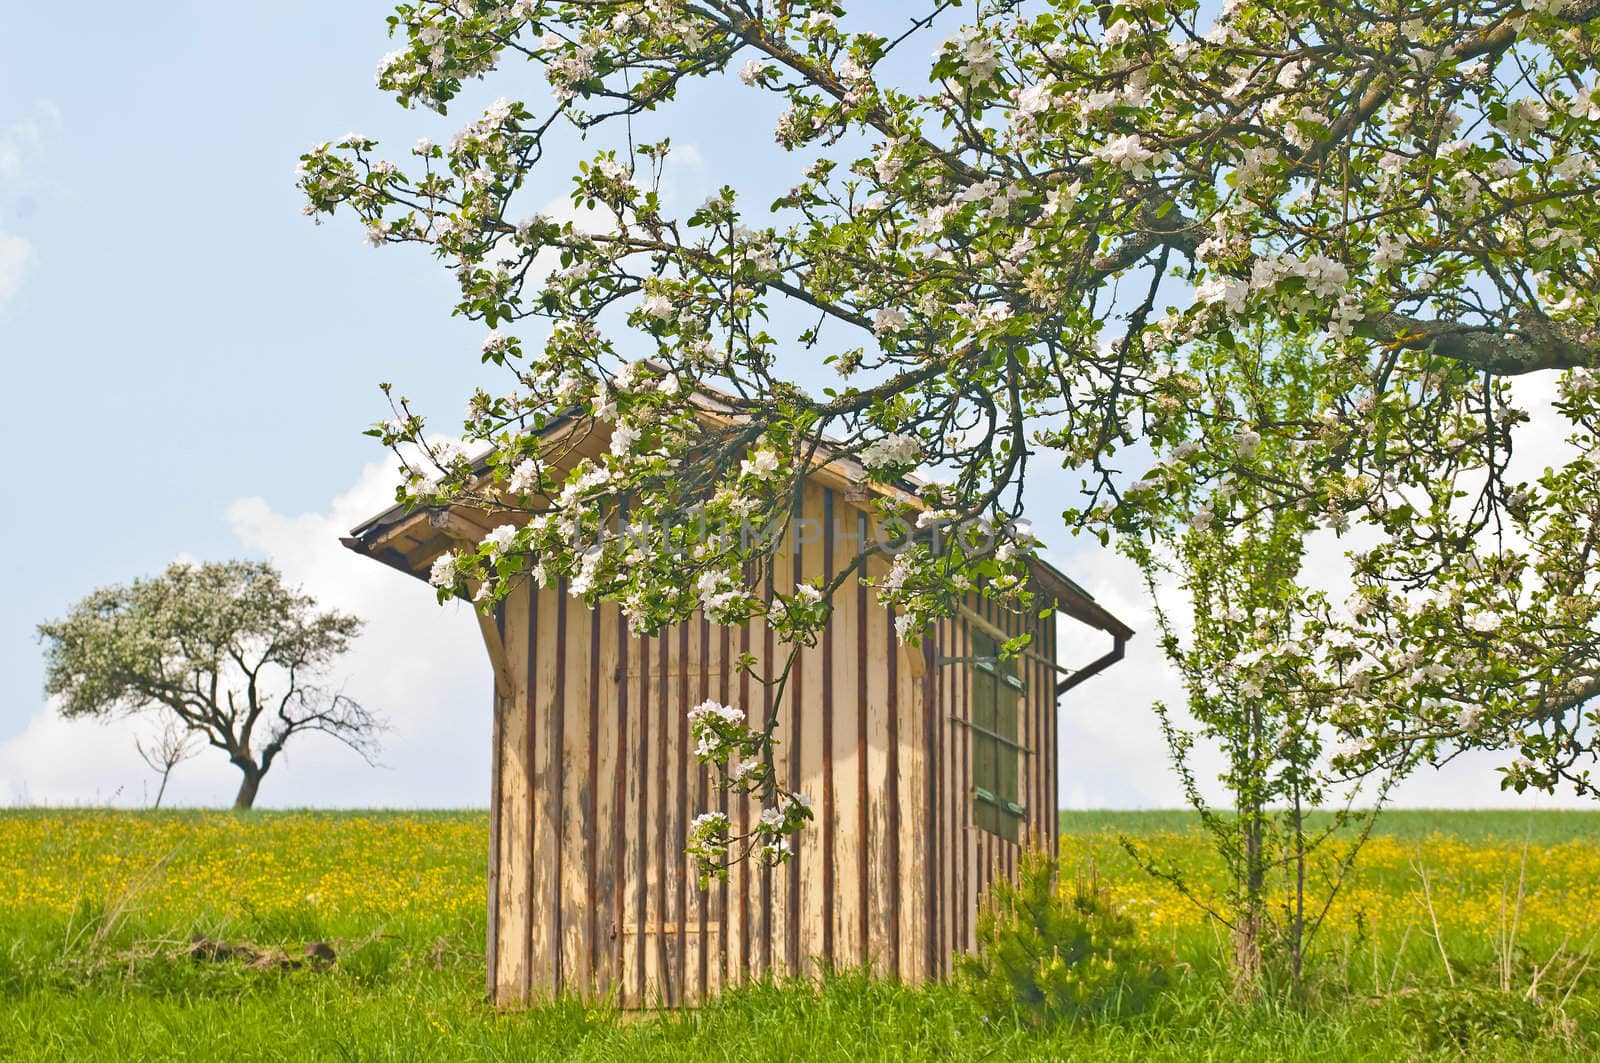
[1526,933,1571,1002]
[1412,851,1454,987]
[1387,918,1415,995]
[1556,923,1600,1011]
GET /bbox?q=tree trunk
[1288,789,1307,1001]
[1232,701,1267,999]
[1233,813,1265,999]
[232,765,262,810]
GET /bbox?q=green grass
[2,809,1598,1061]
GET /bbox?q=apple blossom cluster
[869,515,1037,644]
[765,582,829,646]
[684,698,813,883]
[687,697,747,761]
[857,433,922,473]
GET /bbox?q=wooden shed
[343,410,1131,1009]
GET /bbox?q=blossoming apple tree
[298,0,1600,816]
[1121,325,1424,994]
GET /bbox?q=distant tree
[37,561,379,809]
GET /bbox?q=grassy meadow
[2,809,1598,1060]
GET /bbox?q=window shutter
[994,648,1022,844]
[971,630,1024,842]
[971,631,999,836]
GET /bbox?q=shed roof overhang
[341,387,1133,685]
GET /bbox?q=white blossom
[609,421,640,458]
[1195,276,1249,315]
[1466,611,1503,633]
[480,524,518,559]
[873,307,908,335]
[860,432,921,470]
[1015,79,1055,116]
[687,698,746,730]
[695,570,744,619]
[804,11,837,34]
[874,136,908,184]
[1566,85,1600,121]
[508,458,539,496]
[740,448,782,480]
[1234,145,1279,188]
[1371,232,1410,270]
[1497,97,1551,142]
[1250,252,1350,299]
[1095,134,1157,178]
[944,26,999,82]
[428,551,458,588]
[690,811,728,834]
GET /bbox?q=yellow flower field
[4,809,1596,958]
[1052,811,1600,976]
[2,809,1599,1062]
[0,811,486,927]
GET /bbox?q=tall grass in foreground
[1,809,1597,1061]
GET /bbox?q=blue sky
[0,5,474,569]
[0,2,1575,810]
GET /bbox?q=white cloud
[0,709,240,809]
[0,100,61,174]
[0,459,489,808]
[0,233,30,310]
[223,461,491,807]
[1050,547,1200,809]
[1507,371,1579,482]
[0,102,60,313]
[0,122,40,181]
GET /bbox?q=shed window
[971,630,1025,842]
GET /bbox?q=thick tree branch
[1355,312,1600,375]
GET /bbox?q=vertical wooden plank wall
[483,480,1039,1007]
[492,588,529,1000]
